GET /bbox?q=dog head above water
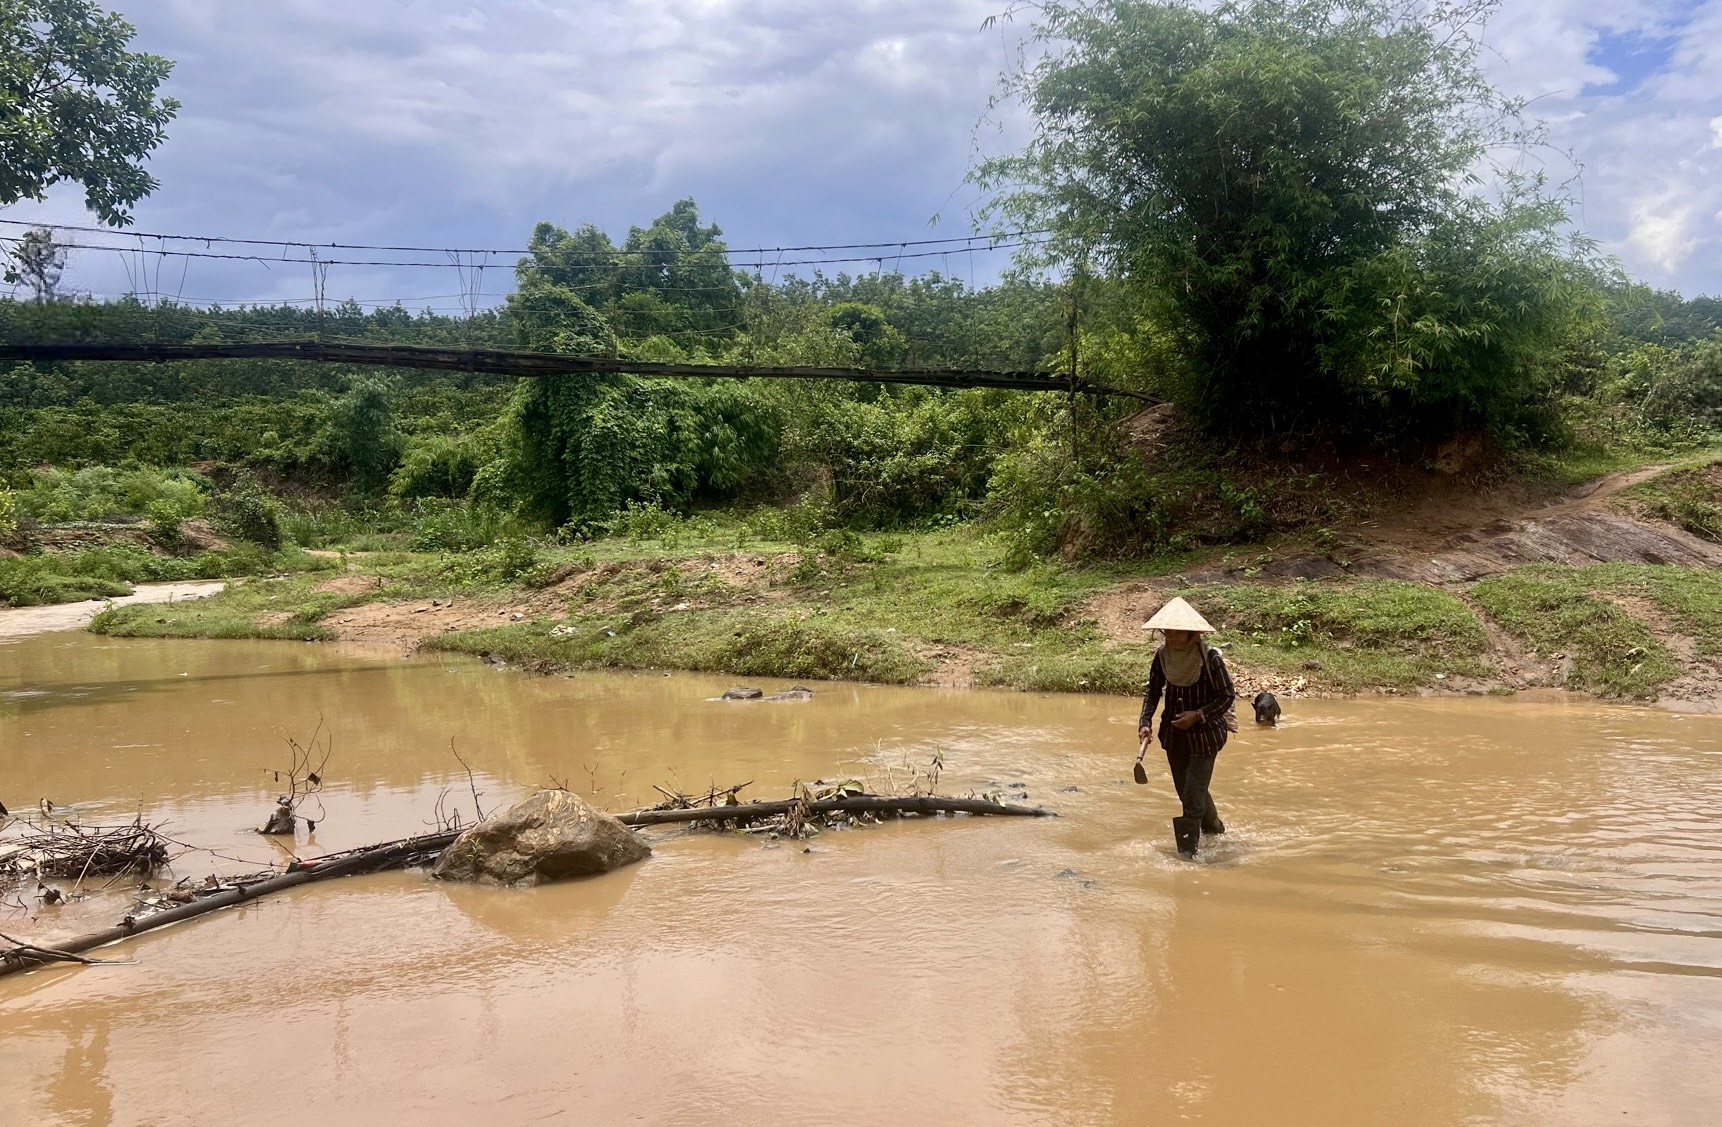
[1252,691,1281,726]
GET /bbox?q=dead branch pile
[0,816,170,883]
[648,781,753,811]
[126,832,456,923]
[630,779,1051,839]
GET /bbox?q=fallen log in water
[616,794,1053,827]
[0,794,1046,978]
[0,830,457,979]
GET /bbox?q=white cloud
[1481,0,1722,292]
[5,0,1720,303]
[1629,192,1698,270]
[4,0,1027,305]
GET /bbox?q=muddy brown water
[2,634,1720,1126]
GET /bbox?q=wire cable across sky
[0,217,1046,260]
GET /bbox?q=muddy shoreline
[0,581,225,639]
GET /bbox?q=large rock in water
[432,789,650,886]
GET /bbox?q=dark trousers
[1165,745,1222,832]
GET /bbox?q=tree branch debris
[0,778,1050,979]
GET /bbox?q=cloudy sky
[4,0,1720,309]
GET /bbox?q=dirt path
[1172,461,1721,586]
[1350,464,1670,555]
[329,596,542,649]
[0,581,226,639]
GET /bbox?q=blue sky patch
[1583,28,1679,96]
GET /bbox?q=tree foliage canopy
[0,0,178,224]
[978,0,1593,442]
[513,199,745,349]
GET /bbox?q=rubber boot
[1201,800,1226,835]
[1172,816,1201,858]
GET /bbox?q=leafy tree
[826,302,907,368]
[977,0,1591,442]
[507,273,616,355]
[614,198,745,341]
[4,225,66,298]
[1607,284,1722,347]
[323,377,402,493]
[0,0,178,224]
[514,221,624,312]
[512,199,745,353]
[498,204,776,526]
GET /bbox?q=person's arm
[1139,655,1164,735]
[1197,649,1236,725]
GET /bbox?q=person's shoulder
[1206,645,1229,665]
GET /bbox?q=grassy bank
[1190,580,1492,691]
[1617,455,1722,544]
[0,541,324,608]
[1472,563,1722,697]
[72,450,1722,705]
[83,528,1586,699]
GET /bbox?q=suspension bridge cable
[0,236,1041,273]
[0,218,1046,259]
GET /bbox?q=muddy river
[1,633,1719,1125]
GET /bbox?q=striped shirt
[1139,647,1235,757]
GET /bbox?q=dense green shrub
[439,536,545,586]
[1588,337,1722,446]
[409,499,505,552]
[390,430,491,500]
[1626,463,1722,543]
[772,386,1012,527]
[499,375,780,530]
[210,472,283,549]
[321,377,402,493]
[16,465,210,524]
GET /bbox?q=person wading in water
[1136,597,1236,858]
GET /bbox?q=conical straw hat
[1142,596,1214,633]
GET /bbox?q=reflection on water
[2,633,1720,1125]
